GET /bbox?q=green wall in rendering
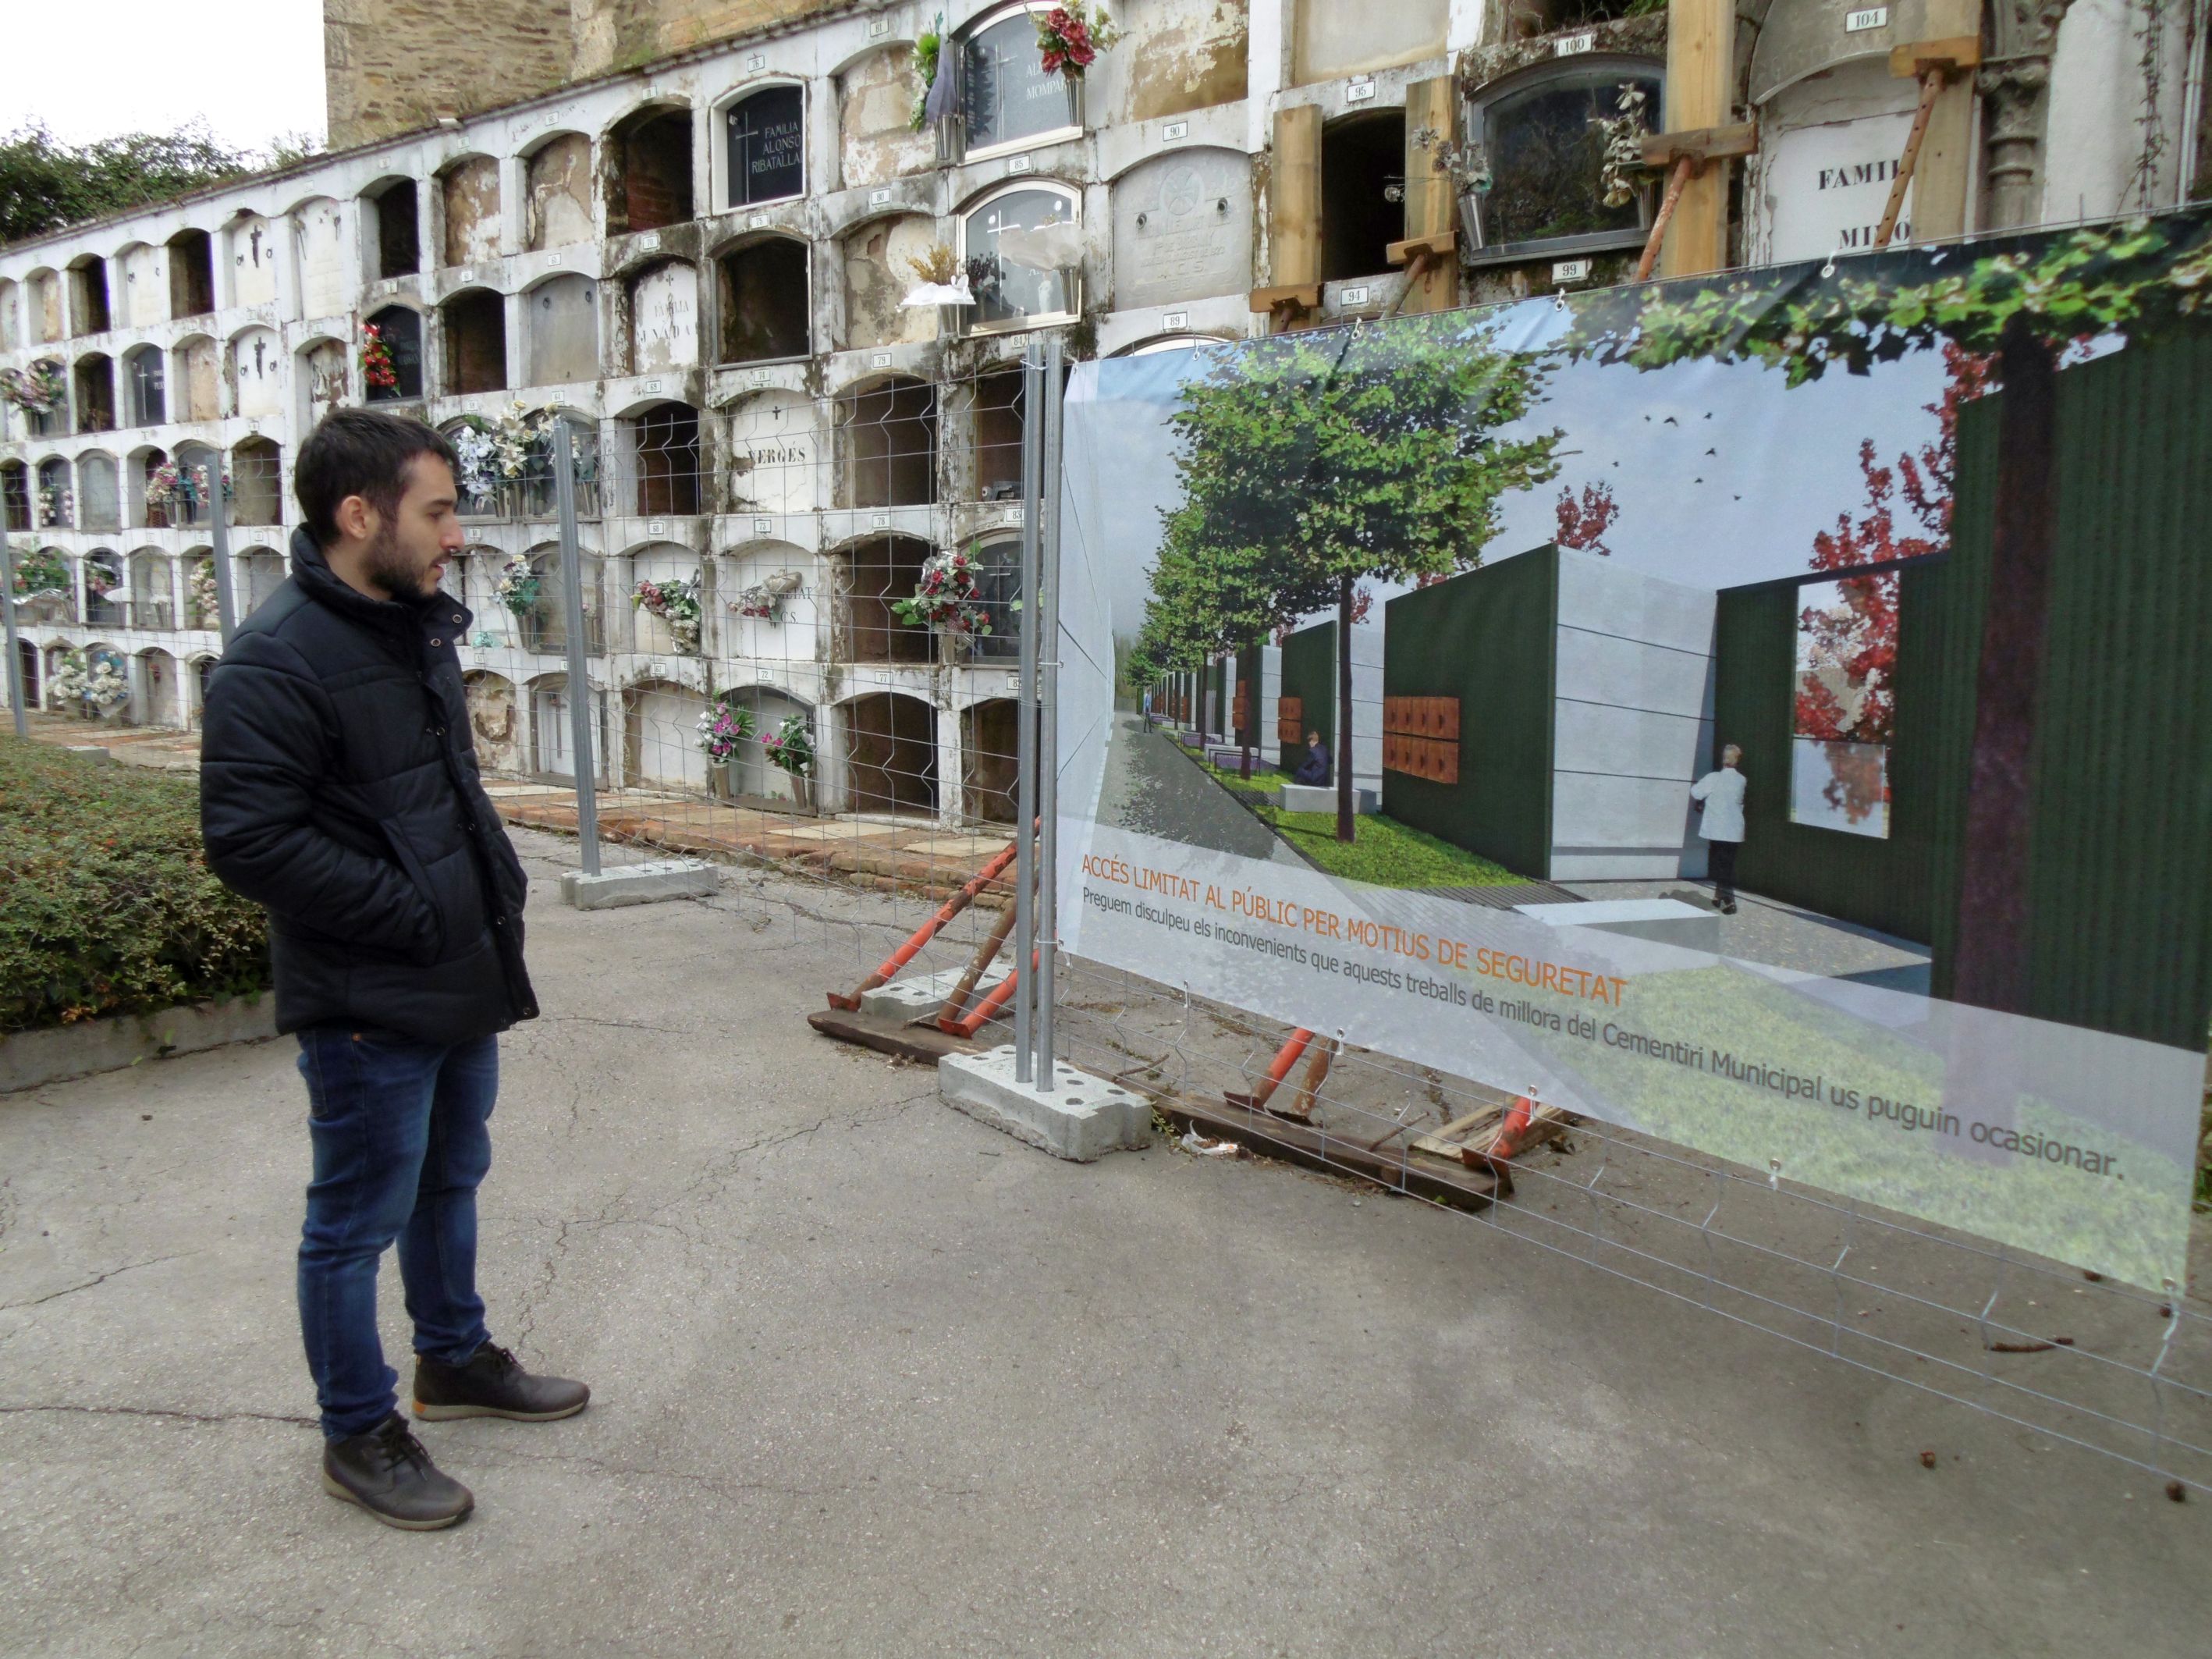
[1277,622,1336,776]
[1380,547,1559,880]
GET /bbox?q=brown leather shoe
[322,1412,473,1529]
[413,1341,590,1423]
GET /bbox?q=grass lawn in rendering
[1191,754,1522,890]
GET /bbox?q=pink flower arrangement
[1035,5,1117,79]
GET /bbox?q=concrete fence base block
[939,1046,1152,1162]
[2,992,279,1095]
[559,859,723,910]
[859,968,969,1022]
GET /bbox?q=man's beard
[361,520,431,600]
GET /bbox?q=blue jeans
[295,1025,499,1440]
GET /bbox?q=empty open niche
[442,290,508,394]
[840,535,930,663]
[1320,111,1405,282]
[717,237,809,363]
[607,106,694,236]
[839,377,936,508]
[367,180,421,279]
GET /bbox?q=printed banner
[1054,209,2212,1289]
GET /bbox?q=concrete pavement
[2,827,2207,1657]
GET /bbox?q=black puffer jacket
[200,527,538,1046]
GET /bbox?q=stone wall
[325,0,573,148]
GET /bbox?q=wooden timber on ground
[807,1007,982,1066]
[1159,1094,1500,1212]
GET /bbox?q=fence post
[1034,336,1066,1088]
[552,415,602,876]
[208,465,239,646]
[1,533,26,737]
[1013,343,1046,1084]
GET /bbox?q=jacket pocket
[380,821,448,965]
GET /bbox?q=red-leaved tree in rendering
[1554,480,1620,556]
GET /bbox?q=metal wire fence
[5,360,2206,1501]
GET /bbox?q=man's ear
[334,493,377,542]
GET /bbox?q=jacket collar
[289,524,470,640]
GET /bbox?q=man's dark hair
[293,407,460,547]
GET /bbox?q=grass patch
[1186,751,1522,890]
[0,739,268,1032]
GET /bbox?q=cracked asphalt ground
[2,830,2208,1657]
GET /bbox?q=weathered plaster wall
[441,158,506,269]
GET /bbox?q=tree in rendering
[1145,311,1561,840]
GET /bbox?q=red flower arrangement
[1035,5,1118,79]
[360,324,398,392]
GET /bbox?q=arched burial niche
[526,133,595,250]
[528,672,608,781]
[625,258,698,372]
[439,156,502,268]
[841,691,937,818]
[139,648,182,726]
[835,43,933,189]
[839,534,930,663]
[117,243,164,328]
[958,3,1081,158]
[605,105,694,236]
[225,215,276,308]
[715,236,808,364]
[627,542,705,655]
[713,684,813,806]
[960,182,1081,333]
[1320,109,1405,282]
[124,343,165,426]
[723,83,805,208]
[838,375,936,508]
[229,327,283,417]
[526,274,599,385]
[169,229,217,317]
[69,256,111,337]
[726,389,824,515]
[463,670,523,775]
[623,677,712,791]
[961,697,1021,822]
[441,288,508,394]
[623,402,701,517]
[83,550,125,627]
[231,437,283,528]
[364,305,424,402]
[841,213,939,350]
[77,453,121,531]
[173,336,220,421]
[522,545,606,655]
[129,552,173,631]
[75,353,116,432]
[364,178,421,279]
[293,197,348,318]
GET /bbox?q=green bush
[0,738,268,1032]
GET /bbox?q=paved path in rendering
[1095,711,1304,865]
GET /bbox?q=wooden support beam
[1247,282,1322,331]
[1636,155,1697,283]
[1658,0,1734,280]
[1267,101,1323,332]
[1637,121,1758,170]
[1906,0,1982,242]
[1397,75,1458,315]
[1889,35,1982,77]
[1875,69,1944,250]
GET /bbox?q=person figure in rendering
[1689,742,1747,915]
[200,409,588,1532]
[1293,730,1331,787]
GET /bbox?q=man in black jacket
[201,409,587,1531]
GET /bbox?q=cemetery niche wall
[1060,205,2212,1291]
